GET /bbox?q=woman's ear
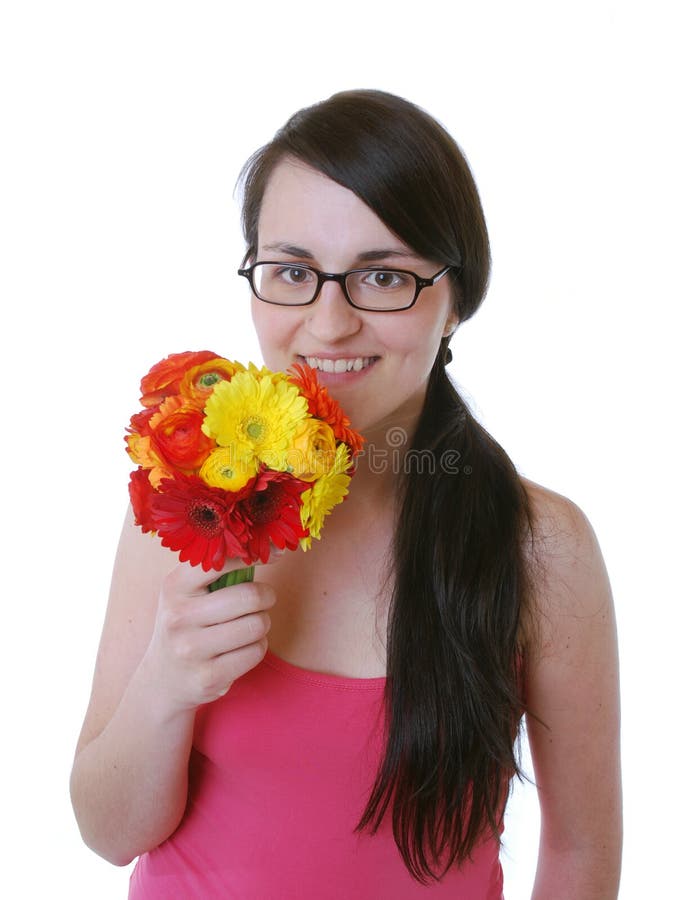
[442,317,458,339]
[441,317,458,365]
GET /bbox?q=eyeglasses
[237,261,455,312]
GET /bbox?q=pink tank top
[128,650,505,899]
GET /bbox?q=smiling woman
[70,89,621,899]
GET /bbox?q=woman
[70,89,622,898]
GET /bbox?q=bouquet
[126,351,364,590]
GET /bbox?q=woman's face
[249,157,457,438]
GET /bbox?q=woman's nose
[305,280,362,342]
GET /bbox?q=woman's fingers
[161,577,276,630]
[142,557,279,710]
[170,609,273,662]
[202,639,270,701]
[166,556,253,597]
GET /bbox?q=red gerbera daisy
[287,363,365,456]
[236,469,310,564]
[149,473,249,571]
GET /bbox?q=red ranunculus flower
[128,406,157,437]
[140,350,220,408]
[150,473,249,571]
[128,467,156,533]
[236,468,310,564]
[148,396,215,471]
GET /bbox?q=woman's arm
[523,483,622,899]
[69,508,275,866]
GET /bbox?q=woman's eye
[277,266,312,285]
[364,270,406,289]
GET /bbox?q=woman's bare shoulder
[518,476,614,655]
[521,476,592,543]
[520,476,604,574]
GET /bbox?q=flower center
[246,488,279,524]
[199,372,222,388]
[188,498,224,537]
[245,416,265,441]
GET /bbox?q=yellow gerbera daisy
[246,361,289,385]
[299,443,352,550]
[202,370,308,470]
[199,446,259,492]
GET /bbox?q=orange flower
[148,395,216,471]
[125,407,159,465]
[287,363,365,456]
[140,350,220,408]
[285,418,338,480]
[126,432,162,468]
[178,358,245,406]
[125,431,173,487]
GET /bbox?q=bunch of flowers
[126,351,364,589]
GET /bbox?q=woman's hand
[141,560,276,713]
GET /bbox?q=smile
[302,356,376,374]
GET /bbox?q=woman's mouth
[301,355,376,373]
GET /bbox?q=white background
[1,1,682,897]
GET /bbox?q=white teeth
[304,356,372,373]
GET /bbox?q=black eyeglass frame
[237,262,457,311]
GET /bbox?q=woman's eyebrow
[355,248,418,263]
[262,242,314,259]
[261,242,419,264]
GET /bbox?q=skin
[70,158,621,895]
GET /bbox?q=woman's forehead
[258,157,415,263]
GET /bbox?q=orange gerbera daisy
[287,363,365,456]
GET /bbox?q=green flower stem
[208,565,255,592]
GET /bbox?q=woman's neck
[350,390,426,500]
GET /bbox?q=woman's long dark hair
[237,89,537,883]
